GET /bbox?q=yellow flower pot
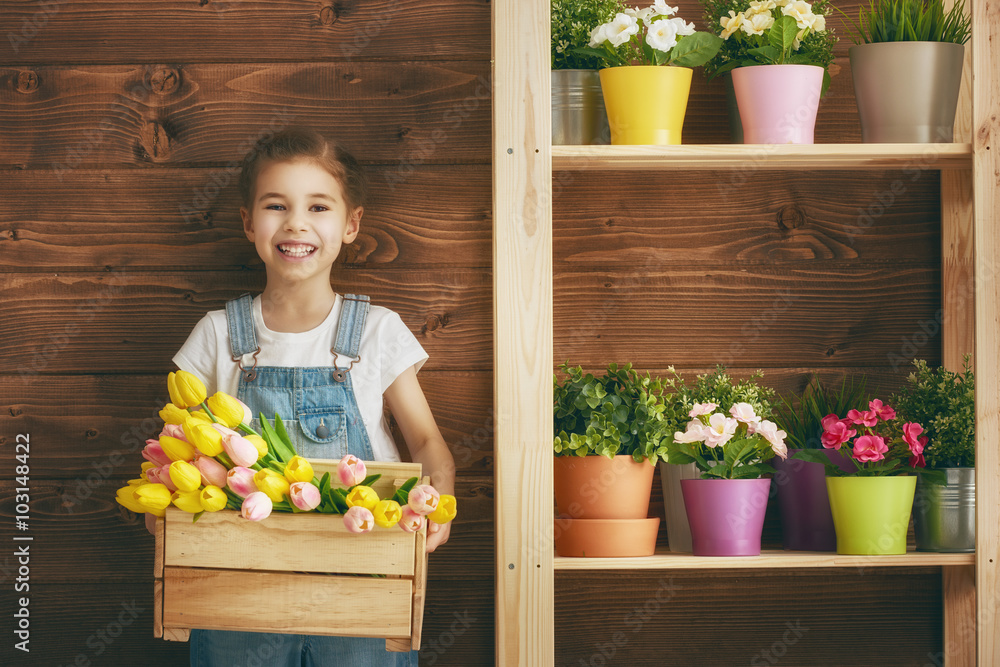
[598,65,693,145]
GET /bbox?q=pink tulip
[337,454,367,487]
[142,440,171,467]
[227,466,258,498]
[211,423,241,440]
[194,455,229,488]
[853,434,888,463]
[241,492,272,521]
[223,434,259,467]
[343,505,375,533]
[407,484,441,515]
[159,423,188,441]
[289,482,321,511]
[399,506,425,533]
[148,464,178,491]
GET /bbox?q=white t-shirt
[172,294,428,461]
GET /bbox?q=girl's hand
[426,520,451,553]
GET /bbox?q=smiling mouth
[277,243,317,258]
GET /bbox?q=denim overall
[189,294,418,667]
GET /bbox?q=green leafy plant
[552,0,627,69]
[553,362,672,464]
[773,375,872,450]
[843,0,971,45]
[701,0,837,94]
[892,356,975,468]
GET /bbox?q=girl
[172,127,453,666]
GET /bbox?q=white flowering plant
[552,0,628,69]
[576,1,725,68]
[702,0,837,93]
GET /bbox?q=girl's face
[241,159,362,289]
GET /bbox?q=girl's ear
[343,206,363,244]
[241,207,254,241]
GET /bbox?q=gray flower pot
[658,461,699,552]
[849,41,965,143]
[913,467,975,552]
[551,69,609,145]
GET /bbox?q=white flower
[729,402,761,425]
[588,23,609,47]
[755,420,788,459]
[605,12,640,47]
[651,0,678,17]
[748,0,777,12]
[674,420,707,444]
[719,10,743,39]
[781,1,814,28]
[689,402,717,419]
[773,0,792,6]
[646,18,679,52]
[629,6,655,23]
[741,11,775,36]
[703,413,739,448]
[792,27,805,50]
[670,16,696,36]
[802,12,826,32]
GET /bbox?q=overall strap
[225,294,261,380]
[332,294,371,359]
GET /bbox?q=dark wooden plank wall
[0,2,493,666]
[0,0,950,665]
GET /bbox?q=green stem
[199,401,220,424]
[216,452,235,469]
[237,422,261,437]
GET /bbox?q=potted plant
[577,2,723,144]
[702,0,837,144]
[893,356,975,552]
[796,399,932,555]
[843,0,971,143]
[771,375,871,551]
[551,0,623,145]
[552,362,670,557]
[664,368,788,556]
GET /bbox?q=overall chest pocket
[297,406,347,445]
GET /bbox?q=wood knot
[138,121,171,161]
[319,6,338,25]
[776,205,806,231]
[85,429,99,438]
[421,313,450,334]
[2,229,17,241]
[15,70,39,94]
[149,67,180,95]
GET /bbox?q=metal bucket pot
[551,69,609,145]
[913,467,975,552]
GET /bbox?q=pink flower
[289,482,321,511]
[853,435,888,463]
[821,421,856,450]
[729,402,760,424]
[142,440,171,467]
[159,423,187,441]
[407,484,441,515]
[240,492,272,521]
[847,409,878,427]
[343,505,375,533]
[399,506,426,533]
[703,413,738,448]
[211,423,241,440]
[673,420,707,444]
[902,422,926,453]
[226,466,258,498]
[337,454,368,487]
[688,402,717,419]
[194,455,229,488]
[754,420,788,459]
[910,445,927,468]
[144,464,176,490]
[820,413,841,431]
[869,399,896,421]
[223,434,259,467]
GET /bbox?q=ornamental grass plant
[843,0,971,45]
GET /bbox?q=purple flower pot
[680,478,772,556]
[773,449,854,552]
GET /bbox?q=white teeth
[278,244,315,258]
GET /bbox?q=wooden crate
[153,460,428,652]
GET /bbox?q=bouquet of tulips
[115,371,457,533]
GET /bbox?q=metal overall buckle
[330,351,359,383]
[234,347,261,382]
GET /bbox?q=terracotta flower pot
[553,454,656,520]
[553,517,660,558]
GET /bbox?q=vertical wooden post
[492,0,554,665]
[972,0,1000,664]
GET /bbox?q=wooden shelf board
[552,143,973,171]
[554,549,975,570]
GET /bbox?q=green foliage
[574,7,724,68]
[773,375,872,449]
[843,0,971,45]
[552,0,627,69]
[678,366,776,419]
[892,356,975,468]
[553,362,672,464]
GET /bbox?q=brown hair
[237,126,368,211]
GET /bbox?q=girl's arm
[383,365,455,553]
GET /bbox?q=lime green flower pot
[826,476,917,555]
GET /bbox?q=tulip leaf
[392,477,419,506]
[191,511,205,523]
[319,472,331,496]
[360,474,382,487]
[274,414,294,454]
[330,488,350,513]
[259,413,295,463]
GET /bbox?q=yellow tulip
[140,461,156,474]
[245,434,269,458]
[115,485,147,514]
[188,410,212,424]
[253,469,290,503]
[127,477,147,486]
[200,485,228,512]
[171,489,204,513]
[427,494,458,524]
[159,403,190,425]
[185,421,224,457]
[283,456,314,484]
[167,370,207,409]
[207,392,247,428]
[346,485,379,511]
[132,483,172,516]
[169,460,202,492]
[373,499,402,528]
[160,435,196,462]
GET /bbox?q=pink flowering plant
[794,398,935,477]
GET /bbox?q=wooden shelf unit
[493,1,995,665]
[554,550,975,571]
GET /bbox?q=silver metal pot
[849,41,965,143]
[913,467,975,552]
[551,69,609,145]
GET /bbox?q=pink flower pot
[681,478,772,556]
[731,64,824,144]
